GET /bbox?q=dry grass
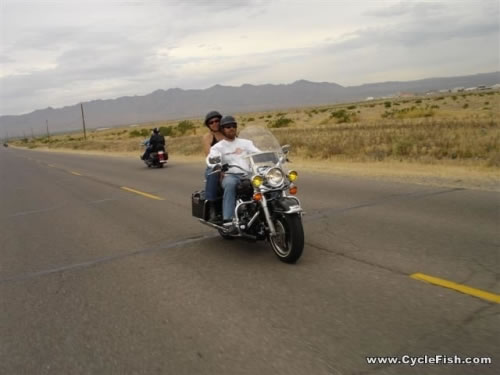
[14,90,500,168]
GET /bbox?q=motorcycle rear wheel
[269,214,304,263]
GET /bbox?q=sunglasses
[222,124,237,129]
[207,119,220,125]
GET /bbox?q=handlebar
[207,164,249,176]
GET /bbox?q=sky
[0,0,498,116]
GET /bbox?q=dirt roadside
[11,146,500,192]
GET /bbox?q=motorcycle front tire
[269,213,304,264]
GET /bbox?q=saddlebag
[192,191,208,220]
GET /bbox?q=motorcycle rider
[142,127,165,160]
[207,115,260,231]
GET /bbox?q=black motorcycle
[143,146,168,168]
[192,126,304,263]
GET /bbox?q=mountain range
[2,71,499,138]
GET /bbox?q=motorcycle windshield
[238,126,285,172]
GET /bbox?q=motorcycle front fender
[268,196,302,215]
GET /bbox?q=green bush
[384,101,392,108]
[270,117,294,128]
[129,130,142,137]
[159,126,173,136]
[176,120,195,135]
[330,109,357,123]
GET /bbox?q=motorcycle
[191,126,304,263]
[142,141,168,168]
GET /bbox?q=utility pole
[80,103,87,140]
[46,120,50,142]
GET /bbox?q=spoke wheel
[269,214,304,263]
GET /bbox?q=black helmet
[204,110,222,127]
[153,127,159,134]
[220,115,237,128]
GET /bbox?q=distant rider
[142,128,165,160]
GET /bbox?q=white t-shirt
[208,138,260,174]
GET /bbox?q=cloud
[1,0,499,115]
[364,1,445,17]
[327,3,499,51]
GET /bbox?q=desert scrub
[129,129,150,137]
[271,119,499,164]
[330,109,357,123]
[382,106,434,119]
[167,135,202,156]
[270,116,294,128]
[159,126,174,136]
[176,120,195,135]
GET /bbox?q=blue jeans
[221,174,242,221]
[204,167,219,201]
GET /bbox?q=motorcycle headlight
[265,168,284,187]
[252,175,264,188]
[288,170,298,182]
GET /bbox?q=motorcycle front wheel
[269,214,304,263]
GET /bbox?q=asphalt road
[1,146,499,375]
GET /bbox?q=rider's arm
[245,139,261,154]
[206,143,223,167]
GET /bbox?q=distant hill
[1,71,499,137]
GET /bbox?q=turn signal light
[289,186,298,195]
[288,170,298,182]
[253,192,263,201]
[252,175,264,188]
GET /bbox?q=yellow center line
[121,186,165,200]
[411,273,500,304]
[70,171,82,176]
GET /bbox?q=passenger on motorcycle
[202,111,225,202]
[207,115,260,231]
